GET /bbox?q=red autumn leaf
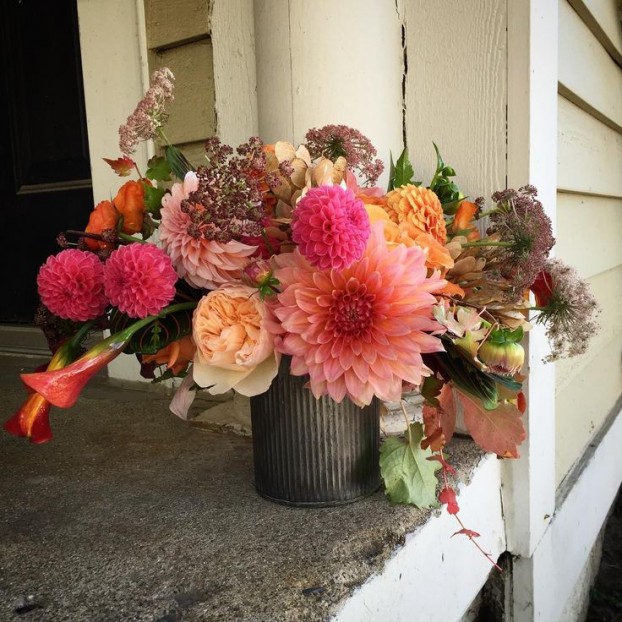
[426,454,457,475]
[422,402,441,438]
[456,389,526,458]
[517,391,526,414]
[103,156,136,177]
[452,528,480,539]
[421,427,445,452]
[438,383,458,443]
[439,487,460,514]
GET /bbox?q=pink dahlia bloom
[103,243,177,318]
[159,172,257,289]
[292,185,370,271]
[268,222,447,406]
[37,249,108,321]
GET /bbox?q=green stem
[118,232,147,244]
[460,241,513,248]
[66,320,97,352]
[476,208,501,219]
[157,127,173,147]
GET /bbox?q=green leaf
[142,183,167,218]
[380,423,441,507]
[392,148,415,188]
[387,153,396,191]
[145,155,171,182]
[421,375,443,407]
[165,144,194,179]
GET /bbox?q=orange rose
[113,179,148,234]
[385,184,447,244]
[84,200,119,250]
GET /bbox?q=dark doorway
[0,0,93,323]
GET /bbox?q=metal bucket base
[253,482,382,508]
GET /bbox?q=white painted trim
[511,403,622,621]
[332,455,505,622]
[211,0,258,145]
[77,0,151,382]
[502,0,558,558]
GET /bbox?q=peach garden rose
[192,284,279,396]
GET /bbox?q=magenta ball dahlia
[103,243,177,318]
[291,185,370,271]
[37,249,108,321]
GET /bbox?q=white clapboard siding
[556,269,622,484]
[559,0,622,131]
[403,0,506,199]
[255,0,404,183]
[558,96,622,197]
[567,0,622,63]
[556,193,622,279]
[555,265,622,393]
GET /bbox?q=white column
[254,0,404,187]
[502,0,558,559]
[77,0,151,382]
[504,1,559,618]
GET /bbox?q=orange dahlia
[385,184,447,244]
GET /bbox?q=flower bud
[478,341,525,376]
[242,259,273,288]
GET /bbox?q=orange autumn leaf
[103,156,136,177]
[449,387,526,458]
[84,200,119,250]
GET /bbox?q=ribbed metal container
[250,357,381,507]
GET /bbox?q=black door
[0,0,93,323]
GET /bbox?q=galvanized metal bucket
[250,357,381,507]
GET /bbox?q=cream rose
[192,284,279,396]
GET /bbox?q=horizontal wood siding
[144,0,215,167]
[556,0,622,485]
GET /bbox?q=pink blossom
[268,222,447,406]
[292,185,370,271]
[159,172,257,289]
[37,249,108,321]
[103,243,177,318]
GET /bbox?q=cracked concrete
[0,354,485,621]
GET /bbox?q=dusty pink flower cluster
[119,68,175,155]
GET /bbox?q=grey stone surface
[0,354,485,622]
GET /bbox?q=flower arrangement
[4,69,599,539]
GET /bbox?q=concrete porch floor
[0,353,486,621]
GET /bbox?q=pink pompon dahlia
[292,185,370,271]
[103,243,177,318]
[37,249,108,321]
[159,172,258,290]
[268,222,447,406]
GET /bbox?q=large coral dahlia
[159,172,257,289]
[269,222,447,406]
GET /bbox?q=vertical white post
[77,0,151,382]
[253,0,404,185]
[502,0,558,562]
